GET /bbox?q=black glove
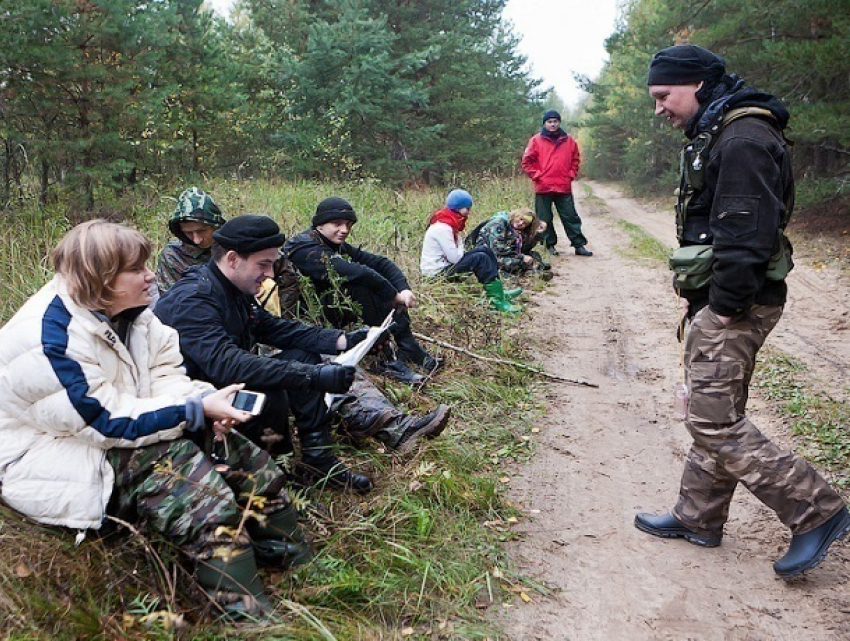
[310,363,356,393]
[344,327,370,350]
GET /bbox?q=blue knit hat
[446,189,473,211]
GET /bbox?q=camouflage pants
[106,431,289,557]
[672,304,845,537]
[332,370,403,439]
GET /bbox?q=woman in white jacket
[419,189,522,313]
[0,220,308,619]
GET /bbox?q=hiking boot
[547,246,560,256]
[773,507,850,578]
[375,404,451,453]
[634,512,722,547]
[299,457,374,494]
[538,270,554,281]
[574,246,593,257]
[421,355,445,373]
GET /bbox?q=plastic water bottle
[673,382,689,420]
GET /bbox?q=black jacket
[680,81,793,316]
[154,261,342,391]
[285,229,409,304]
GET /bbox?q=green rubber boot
[196,547,272,620]
[248,504,314,569]
[503,285,523,300]
[483,280,522,314]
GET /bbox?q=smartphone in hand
[230,390,266,415]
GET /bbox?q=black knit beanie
[542,110,562,124]
[312,197,358,227]
[647,44,726,86]
[213,215,285,253]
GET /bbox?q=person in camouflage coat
[474,208,550,279]
[0,220,309,619]
[155,187,225,295]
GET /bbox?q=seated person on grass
[155,215,450,495]
[473,208,553,280]
[155,186,225,295]
[419,189,523,313]
[0,219,310,620]
[285,197,441,386]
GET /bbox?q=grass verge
[753,347,850,490]
[0,177,546,639]
[615,218,671,264]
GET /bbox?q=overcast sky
[206,0,622,108]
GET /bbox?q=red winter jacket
[521,130,581,195]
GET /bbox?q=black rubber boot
[196,547,272,621]
[299,425,374,493]
[634,512,722,547]
[394,332,442,373]
[248,504,314,569]
[374,404,451,453]
[773,507,850,578]
[371,344,426,385]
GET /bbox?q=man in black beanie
[635,44,850,578]
[156,214,450,494]
[285,197,442,385]
[521,110,592,257]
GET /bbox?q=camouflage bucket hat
[168,187,225,244]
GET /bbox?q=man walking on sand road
[634,44,849,578]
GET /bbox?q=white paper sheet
[324,309,395,407]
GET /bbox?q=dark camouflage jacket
[475,212,526,273]
[155,241,211,294]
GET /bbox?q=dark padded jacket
[154,261,342,392]
[680,81,794,317]
[285,228,409,304]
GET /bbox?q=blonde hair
[509,208,539,242]
[51,219,151,310]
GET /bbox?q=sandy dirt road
[495,181,850,640]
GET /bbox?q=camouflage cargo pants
[672,304,845,537]
[106,431,289,557]
[332,369,403,438]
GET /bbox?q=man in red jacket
[521,110,592,257]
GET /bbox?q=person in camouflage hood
[155,187,226,294]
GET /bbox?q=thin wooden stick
[412,332,599,388]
